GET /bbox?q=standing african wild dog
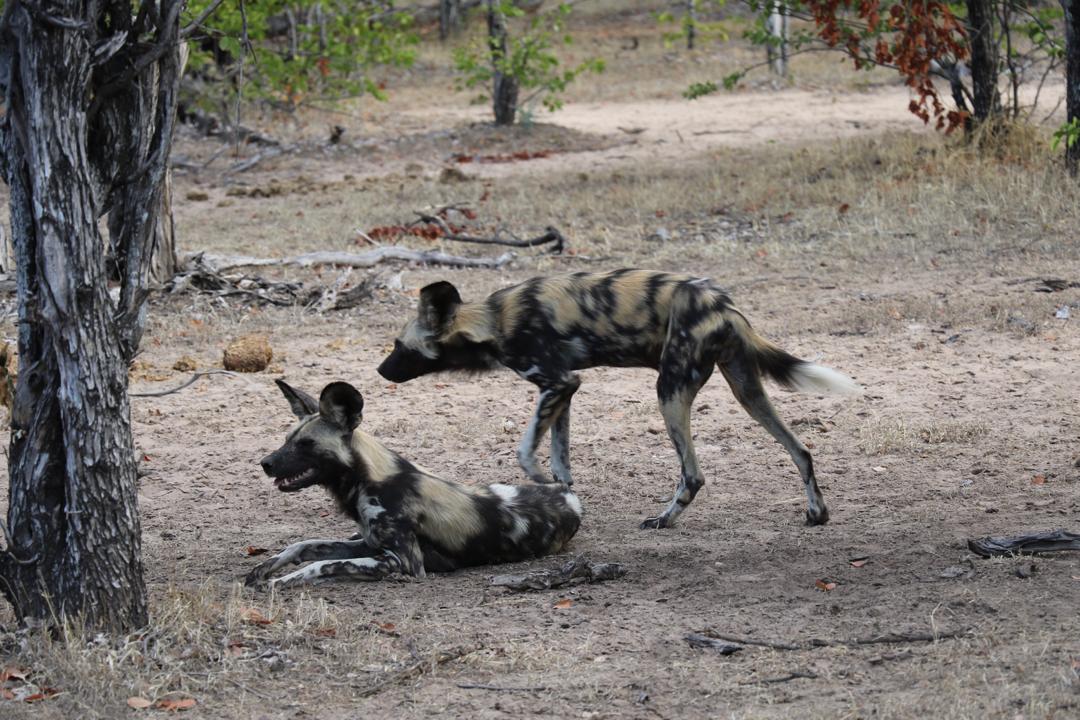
[247,380,582,589]
[378,269,858,530]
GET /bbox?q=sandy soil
[2,60,1079,720]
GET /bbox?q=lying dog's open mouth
[274,468,318,492]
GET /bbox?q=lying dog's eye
[297,438,315,450]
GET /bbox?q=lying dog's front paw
[245,561,276,588]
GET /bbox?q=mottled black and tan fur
[378,269,858,529]
[247,380,581,589]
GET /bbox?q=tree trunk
[767,2,788,77]
[440,0,462,41]
[965,0,1001,125]
[0,0,184,632]
[488,1,519,125]
[686,0,697,50]
[1064,0,1080,175]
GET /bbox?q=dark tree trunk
[487,1,519,125]
[0,0,184,632]
[686,0,697,50]
[440,0,462,41]
[965,0,1001,125]
[1064,0,1080,175]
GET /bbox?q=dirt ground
[3,8,1080,719]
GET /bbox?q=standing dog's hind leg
[642,358,713,530]
[720,359,829,526]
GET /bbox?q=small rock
[173,356,198,372]
[223,335,273,373]
[186,190,209,202]
[939,566,969,579]
[1055,305,1070,320]
[647,227,671,243]
[439,167,471,183]
[1014,562,1037,579]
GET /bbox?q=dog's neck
[447,301,496,344]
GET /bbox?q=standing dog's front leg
[245,539,374,586]
[517,375,580,484]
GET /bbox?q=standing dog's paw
[639,515,670,530]
[805,507,830,526]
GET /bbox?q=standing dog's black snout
[260,455,274,476]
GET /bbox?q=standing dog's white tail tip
[789,363,861,395]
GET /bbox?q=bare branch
[180,0,226,39]
[181,247,517,273]
[130,370,240,398]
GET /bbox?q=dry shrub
[0,584,341,718]
[223,335,273,373]
[857,417,988,455]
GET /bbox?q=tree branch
[180,0,226,39]
[181,247,517,272]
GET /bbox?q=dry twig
[130,370,240,398]
[355,645,482,698]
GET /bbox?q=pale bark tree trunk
[487,0,519,125]
[965,0,1001,125]
[0,0,184,632]
[767,2,788,77]
[1063,0,1080,175]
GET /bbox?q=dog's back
[413,477,581,572]
[484,269,731,369]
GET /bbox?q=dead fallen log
[180,247,515,273]
[967,529,1080,558]
[412,212,566,253]
[490,556,626,591]
[168,258,376,311]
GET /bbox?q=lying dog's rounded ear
[276,379,320,419]
[319,382,364,431]
[418,281,462,332]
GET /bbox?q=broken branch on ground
[967,529,1080,557]
[490,556,626,591]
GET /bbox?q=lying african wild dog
[378,269,858,530]
[247,380,582,589]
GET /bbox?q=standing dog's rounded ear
[418,281,462,332]
[276,379,320,419]
[319,382,364,431]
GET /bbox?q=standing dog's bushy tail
[725,310,860,395]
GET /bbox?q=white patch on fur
[489,483,519,503]
[789,363,860,395]
[515,366,542,381]
[563,492,583,517]
[509,514,530,541]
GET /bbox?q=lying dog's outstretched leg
[245,539,374,587]
[642,329,715,529]
[517,374,580,484]
[271,554,396,589]
[720,356,829,526]
[270,533,426,589]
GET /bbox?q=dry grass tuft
[857,417,989,455]
[0,584,352,718]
